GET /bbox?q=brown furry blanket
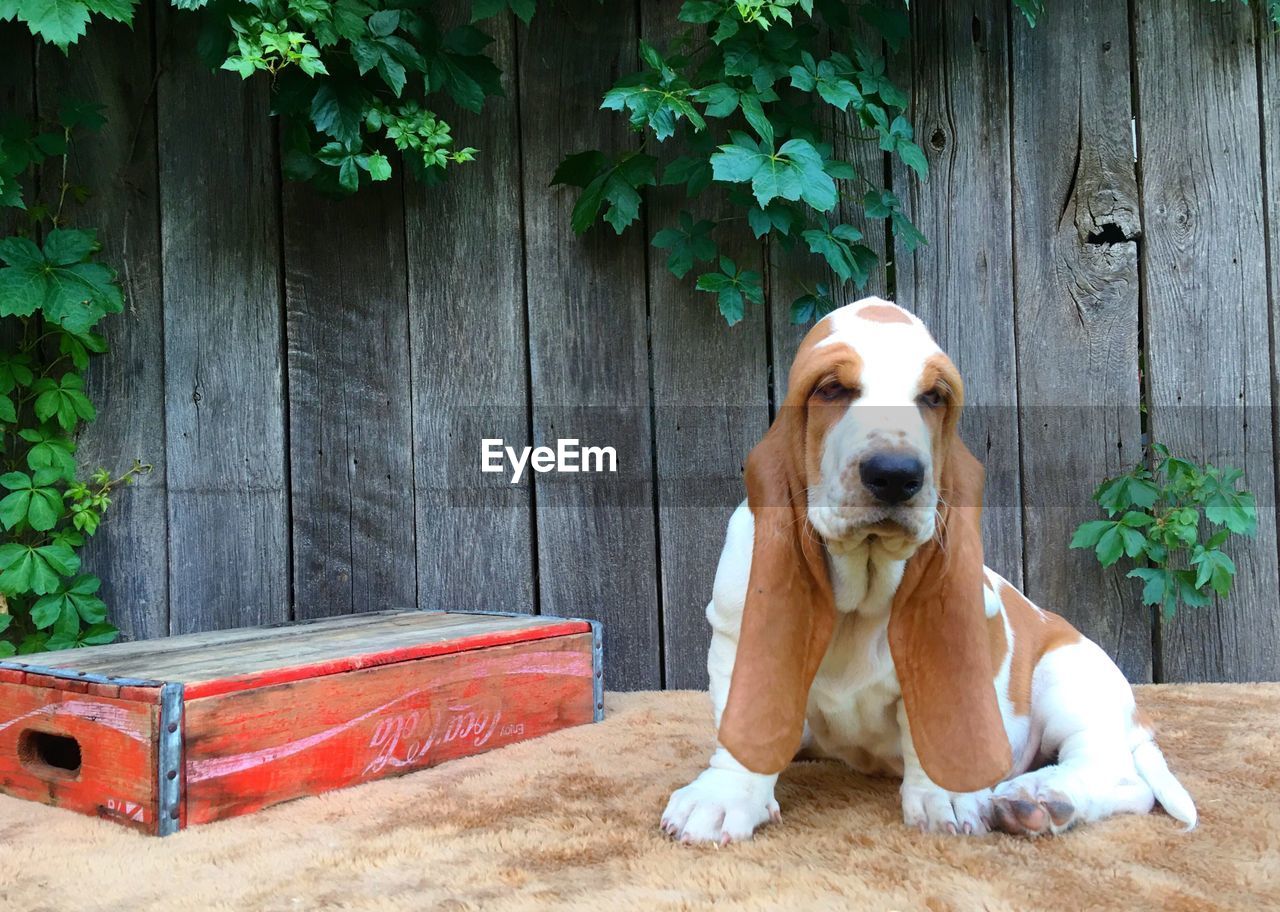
[2,685,1277,911]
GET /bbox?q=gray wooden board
[1010,0,1151,681]
[15,611,576,679]
[518,0,661,689]
[1265,0,1280,684]
[1135,0,1280,681]
[156,15,289,633]
[38,15,170,642]
[643,0,770,689]
[283,178,417,619]
[406,12,536,618]
[891,0,1022,588]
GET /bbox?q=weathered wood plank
[37,14,169,641]
[1010,0,1150,680]
[517,0,661,689]
[1135,0,1280,681]
[405,14,535,618]
[182,633,594,826]
[156,15,289,633]
[643,0,769,689]
[283,179,416,619]
[19,611,579,681]
[1265,0,1280,682]
[891,0,1022,587]
[0,682,159,834]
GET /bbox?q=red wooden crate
[0,610,602,835]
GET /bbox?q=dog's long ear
[716,403,836,774]
[889,436,1011,793]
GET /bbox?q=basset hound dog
[662,297,1196,844]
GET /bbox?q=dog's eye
[918,388,945,409]
[814,380,852,402]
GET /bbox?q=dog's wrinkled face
[802,298,962,555]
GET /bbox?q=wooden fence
[6,0,1279,689]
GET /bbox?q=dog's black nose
[859,452,925,505]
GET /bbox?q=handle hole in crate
[18,730,82,778]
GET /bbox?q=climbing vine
[0,104,147,655]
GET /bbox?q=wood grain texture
[183,632,594,826]
[517,0,660,689]
[1010,0,1150,680]
[37,15,169,642]
[642,0,769,689]
[0,681,159,834]
[891,0,1022,587]
[17,610,585,687]
[284,178,416,619]
[156,15,289,634]
[406,13,535,618]
[1265,0,1280,684]
[1135,0,1280,682]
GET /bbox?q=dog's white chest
[803,550,907,776]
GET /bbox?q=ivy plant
[0,103,146,656]
[184,0,517,193]
[1070,444,1257,619]
[551,0,929,326]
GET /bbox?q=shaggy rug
[1,685,1278,912]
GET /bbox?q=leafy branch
[0,103,137,656]
[552,0,928,325]
[1070,444,1257,619]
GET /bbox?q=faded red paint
[0,614,597,835]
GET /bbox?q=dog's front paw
[661,767,779,845]
[901,783,992,835]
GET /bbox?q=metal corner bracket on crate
[0,609,603,835]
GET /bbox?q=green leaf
[565,153,655,235]
[365,152,392,181]
[0,237,44,269]
[80,621,119,645]
[1190,547,1236,597]
[651,212,717,279]
[0,267,47,319]
[1175,570,1212,609]
[0,351,34,394]
[790,283,836,324]
[17,0,92,49]
[859,2,909,52]
[1094,525,1124,567]
[1205,489,1257,537]
[677,0,720,23]
[1012,0,1045,27]
[0,469,63,531]
[311,83,365,145]
[695,256,762,325]
[551,150,607,189]
[709,134,837,211]
[802,222,875,286]
[696,83,740,118]
[1069,520,1115,550]
[737,92,773,147]
[367,9,398,36]
[33,373,95,432]
[1128,567,1170,608]
[31,575,107,632]
[43,228,97,265]
[0,542,79,596]
[22,426,77,480]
